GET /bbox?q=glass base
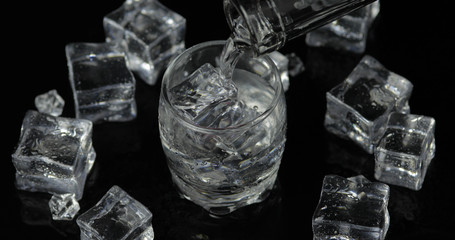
[169,168,278,216]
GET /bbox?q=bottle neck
[224,0,377,56]
[224,0,285,56]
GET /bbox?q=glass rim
[161,40,283,133]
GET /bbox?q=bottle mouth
[223,0,285,55]
[223,0,254,49]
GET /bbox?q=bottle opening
[223,0,254,51]
[223,0,287,55]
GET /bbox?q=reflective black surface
[6,1,454,239]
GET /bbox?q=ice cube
[305,1,380,53]
[104,0,186,85]
[193,99,258,128]
[34,89,65,117]
[66,42,137,123]
[324,55,413,153]
[76,185,154,240]
[11,110,95,200]
[312,175,390,240]
[49,193,80,221]
[285,52,305,77]
[374,112,436,190]
[169,63,238,120]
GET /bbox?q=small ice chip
[285,52,305,77]
[49,193,80,220]
[35,89,65,117]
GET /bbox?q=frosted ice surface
[285,52,305,77]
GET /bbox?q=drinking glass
[158,40,287,215]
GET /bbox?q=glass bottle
[224,0,378,56]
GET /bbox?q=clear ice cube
[374,112,436,190]
[193,99,258,128]
[11,110,95,200]
[76,185,154,240]
[305,1,380,53]
[312,175,390,240]
[49,193,80,221]
[35,89,65,117]
[104,0,186,85]
[169,63,238,120]
[324,55,413,153]
[66,42,137,123]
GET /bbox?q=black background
[5,1,455,239]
